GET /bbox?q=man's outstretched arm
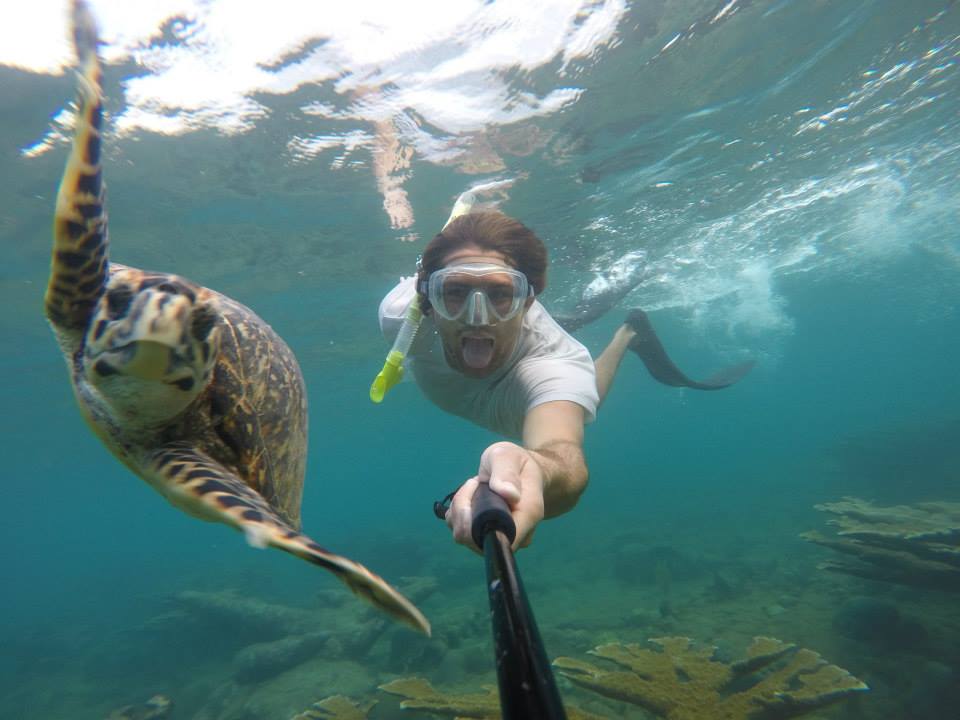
[446,400,588,551]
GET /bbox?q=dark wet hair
[416,211,548,307]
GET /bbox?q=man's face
[431,246,533,379]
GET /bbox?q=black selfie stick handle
[471,483,567,720]
[471,482,517,548]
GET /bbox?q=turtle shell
[140,277,308,529]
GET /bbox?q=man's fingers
[453,500,473,545]
[447,477,480,549]
[451,443,546,555]
[513,524,537,551]
[482,443,524,505]
[488,475,521,505]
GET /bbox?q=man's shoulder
[511,302,599,420]
[521,301,592,362]
[379,276,417,322]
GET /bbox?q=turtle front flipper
[46,0,109,345]
[146,444,431,636]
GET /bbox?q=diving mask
[424,263,532,325]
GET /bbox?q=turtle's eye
[191,304,217,341]
[105,285,133,319]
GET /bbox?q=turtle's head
[83,274,221,421]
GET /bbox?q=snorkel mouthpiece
[370,349,405,403]
[370,298,422,403]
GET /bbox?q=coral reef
[379,677,501,718]
[378,677,607,719]
[802,497,960,591]
[831,596,928,651]
[233,631,331,684]
[105,694,172,720]
[290,694,376,719]
[168,589,318,636]
[612,543,706,588]
[146,581,438,687]
[553,636,867,719]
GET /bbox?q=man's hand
[445,441,545,552]
[444,401,587,554]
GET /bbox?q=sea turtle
[45,0,428,635]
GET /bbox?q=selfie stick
[470,483,568,720]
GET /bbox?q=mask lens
[482,276,519,318]
[429,264,529,323]
[438,276,474,318]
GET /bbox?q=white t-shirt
[378,277,599,440]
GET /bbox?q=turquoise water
[2,1,959,718]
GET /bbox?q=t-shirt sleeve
[378,276,417,345]
[515,350,599,424]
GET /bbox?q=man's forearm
[528,440,588,517]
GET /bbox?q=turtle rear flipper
[145,444,431,636]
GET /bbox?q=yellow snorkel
[369,296,422,403]
[369,191,477,403]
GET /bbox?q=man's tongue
[461,336,495,369]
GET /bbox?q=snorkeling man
[373,197,751,552]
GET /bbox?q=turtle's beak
[90,291,197,380]
[119,340,175,380]
[85,289,215,393]
[90,339,183,381]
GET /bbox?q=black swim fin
[625,309,754,390]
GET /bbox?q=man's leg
[593,309,756,406]
[594,324,637,406]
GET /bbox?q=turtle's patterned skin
[46,0,429,635]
